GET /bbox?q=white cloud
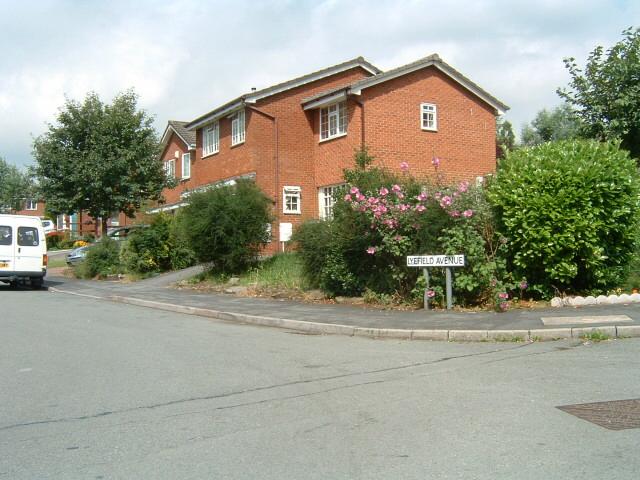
[0,0,638,167]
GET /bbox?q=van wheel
[31,278,43,289]
[9,280,18,289]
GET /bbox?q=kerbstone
[616,325,640,338]
[530,328,572,341]
[449,330,488,342]
[596,295,609,304]
[411,330,449,341]
[583,296,597,306]
[572,326,616,338]
[487,330,529,342]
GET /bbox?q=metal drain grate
[557,398,640,430]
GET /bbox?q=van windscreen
[0,226,11,245]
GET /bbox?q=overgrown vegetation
[120,213,195,274]
[177,179,273,274]
[488,139,640,297]
[76,237,123,278]
[293,150,510,308]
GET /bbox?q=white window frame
[202,122,219,157]
[283,186,301,214]
[25,199,37,211]
[421,103,438,131]
[318,185,343,220]
[181,153,191,179]
[164,159,176,179]
[231,110,245,146]
[320,101,347,141]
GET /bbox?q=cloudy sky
[1,0,637,169]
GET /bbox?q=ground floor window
[318,185,343,219]
[283,186,301,214]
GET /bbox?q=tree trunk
[101,217,108,238]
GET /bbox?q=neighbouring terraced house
[155,54,509,252]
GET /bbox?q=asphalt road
[1,287,639,479]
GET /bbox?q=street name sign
[406,255,465,267]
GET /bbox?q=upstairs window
[25,199,37,210]
[421,103,438,131]
[283,186,301,214]
[182,153,191,179]
[231,110,245,146]
[203,122,219,156]
[164,159,176,179]
[320,102,347,141]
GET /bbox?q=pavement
[44,266,640,342]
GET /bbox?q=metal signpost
[406,255,466,310]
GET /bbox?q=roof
[185,57,381,130]
[161,121,197,149]
[302,54,510,114]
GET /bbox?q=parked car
[65,225,148,266]
[41,219,56,236]
[0,214,48,288]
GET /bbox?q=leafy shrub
[488,139,640,296]
[290,220,332,288]
[120,214,196,274]
[176,179,273,274]
[76,237,122,278]
[45,233,63,250]
[295,150,500,305]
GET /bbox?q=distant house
[155,54,509,251]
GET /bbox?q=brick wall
[312,66,497,191]
[160,132,194,206]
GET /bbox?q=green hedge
[488,139,640,296]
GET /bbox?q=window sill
[319,132,347,144]
[421,127,438,132]
[283,211,301,215]
[231,140,245,148]
[180,177,191,182]
[202,151,219,159]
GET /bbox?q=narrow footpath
[45,267,640,341]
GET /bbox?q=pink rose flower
[379,187,389,196]
[350,186,359,195]
[450,210,460,217]
[426,289,436,298]
[366,246,377,255]
[440,196,453,207]
[458,180,470,193]
[356,193,366,201]
[432,157,441,168]
[391,184,402,193]
[344,194,352,201]
[400,161,409,172]
[498,292,509,299]
[415,204,426,212]
[462,209,474,218]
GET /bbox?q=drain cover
[557,398,640,430]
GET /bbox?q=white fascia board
[245,61,378,103]
[147,202,189,214]
[187,101,244,131]
[433,63,507,114]
[350,61,437,95]
[351,61,506,114]
[302,91,347,111]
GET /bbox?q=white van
[0,214,48,288]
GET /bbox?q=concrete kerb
[50,288,640,342]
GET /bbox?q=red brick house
[155,54,508,251]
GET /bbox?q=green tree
[558,27,640,158]
[0,157,35,213]
[33,90,168,235]
[496,117,515,158]
[520,104,582,146]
